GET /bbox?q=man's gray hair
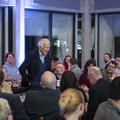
[89,66,102,78]
[38,39,43,47]
[0,98,12,120]
[38,38,50,47]
[41,71,56,88]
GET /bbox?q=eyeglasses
[108,64,115,69]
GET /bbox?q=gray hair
[88,66,102,78]
[38,39,43,47]
[41,71,56,88]
[38,38,50,47]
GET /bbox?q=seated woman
[59,88,85,120]
[79,59,96,89]
[60,71,88,102]
[63,55,71,71]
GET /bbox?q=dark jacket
[85,78,110,120]
[0,92,29,120]
[19,47,51,87]
[25,88,60,120]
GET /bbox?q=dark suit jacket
[25,88,60,120]
[0,92,29,120]
[19,47,51,87]
[85,78,110,120]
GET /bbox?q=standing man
[19,36,51,88]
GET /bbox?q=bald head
[38,38,50,56]
[41,71,57,89]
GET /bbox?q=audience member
[0,65,12,94]
[115,55,120,76]
[85,66,110,120]
[59,88,85,120]
[0,98,13,120]
[50,56,59,72]
[102,60,118,82]
[3,52,21,83]
[103,53,111,68]
[70,58,82,81]
[55,63,65,87]
[60,71,78,92]
[19,36,51,88]
[79,59,96,89]
[94,76,120,120]
[60,71,88,103]
[0,70,30,120]
[63,55,71,71]
[25,71,60,120]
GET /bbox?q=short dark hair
[5,52,14,62]
[60,71,78,92]
[107,60,118,69]
[0,71,4,86]
[111,77,120,100]
[84,59,96,73]
[51,56,59,62]
[115,55,120,59]
[104,53,111,59]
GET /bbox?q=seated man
[3,52,21,87]
[85,66,110,120]
[102,60,118,82]
[55,63,65,87]
[50,56,59,72]
[94,76,120,120]
[0,70,29,120]
[103,53,111,68]
[25,71,60,120]
[70,58,82,81]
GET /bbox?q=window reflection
[52,13,73,62]
[25,9,49,57]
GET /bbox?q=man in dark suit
[0,70,30,120]
[24,71,60,120]
[85,66,110,120]
[19,36,51,88]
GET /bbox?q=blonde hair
[0,98,12,120]
[59,88,84,115]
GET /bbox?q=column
[80,0,94,68]
[14,0,25,67]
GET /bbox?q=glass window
[25,9,49,57]
[99,14,120,69]
[52,13,73,62]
